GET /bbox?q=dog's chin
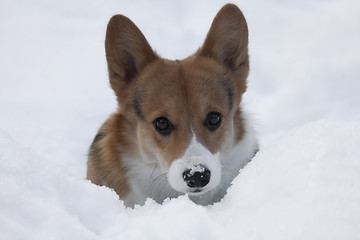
[168,181,219,196]
[186,187,211,196]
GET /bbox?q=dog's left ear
[105,15,158,100]
[198,4,249,90]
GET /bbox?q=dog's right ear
[197,4,249,94]
[105,15,158,98]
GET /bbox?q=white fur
[121,110,258,207]
[122,154,181,207]
[167,134,222,195]
[190,112,258,205]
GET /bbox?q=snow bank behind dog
[1,119,360,239]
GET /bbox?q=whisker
[148,172,167,199]
[160,184,173,201]
[146,164,159,197]
[152,173,167,185]
[146,169,181,203]
[159,175,182,202]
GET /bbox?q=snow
[2,120,360,239]
[188,165,206,175]
[1,0,360,239]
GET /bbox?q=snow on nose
[182,165,211,188]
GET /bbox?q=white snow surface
[1,0,360,239]
[1,120,360,239]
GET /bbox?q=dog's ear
[198,4,249,88]
[105,15,158,98]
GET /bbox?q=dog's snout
[182,165,211,188]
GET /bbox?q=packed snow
[1,0,360,239]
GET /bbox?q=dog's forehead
[182,67,233,111]
[134,59,232,120]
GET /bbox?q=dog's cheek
[158,138,188,168]
[209,114,236,154]
[220,118,236,154]
[156,134,192,174]
[195,124,226,154]
[135,124,181,169]
[136,123,159,162]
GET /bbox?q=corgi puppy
[87,4,258,207]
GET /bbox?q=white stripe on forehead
[183,129,217,166]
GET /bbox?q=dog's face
[129,59,243,194]
[105,4,249,195]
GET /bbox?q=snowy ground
[1,0,360,239]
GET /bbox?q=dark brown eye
[204,112,222,131]
[153,117,174,136]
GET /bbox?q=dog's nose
[182,165,211,188]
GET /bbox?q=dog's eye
[204,112,223,131]
[153,117,174,136]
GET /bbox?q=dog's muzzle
[167,136,221,195]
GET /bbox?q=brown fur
[87,113,134,197]
[87,4,250,200]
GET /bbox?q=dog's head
[105,4,249,195]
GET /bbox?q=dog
[87,4,258,208]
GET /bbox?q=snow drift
[1,119,359,239]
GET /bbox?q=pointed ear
[198,4,249,79]
[105,15,158,98]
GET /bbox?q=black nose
[182,165,211,188]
